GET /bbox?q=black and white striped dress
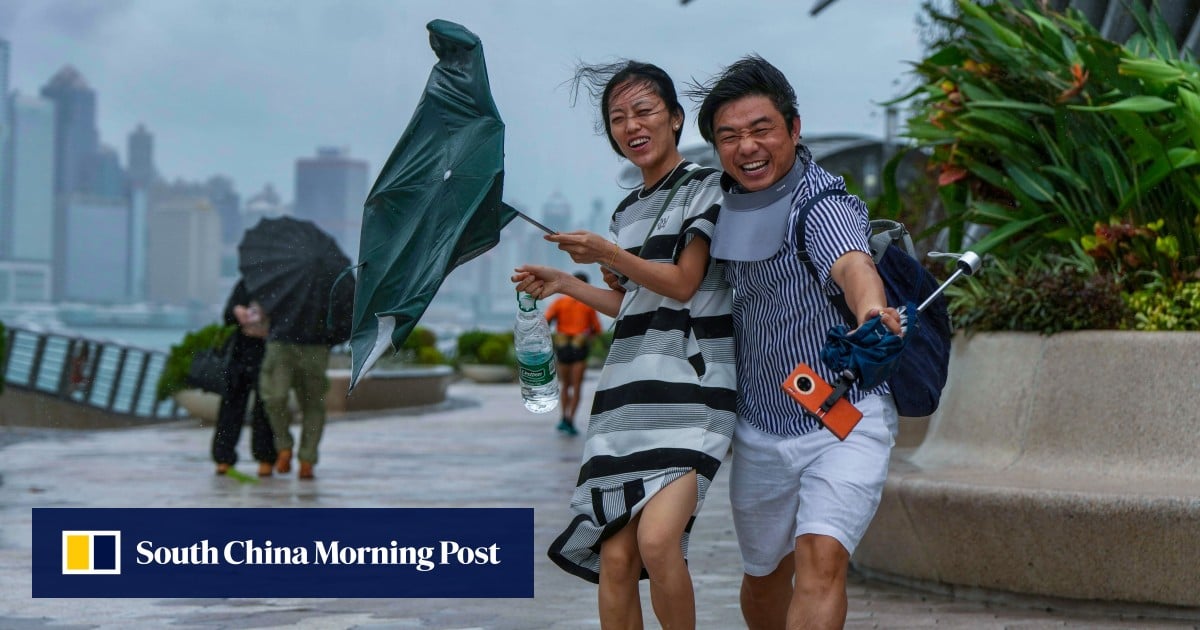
[548,163,737,584]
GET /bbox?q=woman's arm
[512,265,625,318]
[545,231,710,303]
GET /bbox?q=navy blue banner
[34,508,533,598]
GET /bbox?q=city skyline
[0,0,927,217]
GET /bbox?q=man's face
[712,95,800,192]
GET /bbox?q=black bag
[794,189,952,418]
[185,338,232,397]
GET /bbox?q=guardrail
[1,326,184,421]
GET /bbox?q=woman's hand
[511,265,569,300]
[601,268,625,293]
[546,231,615,265]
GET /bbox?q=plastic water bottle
[514,292,559,413]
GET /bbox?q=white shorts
[730,394,897,576]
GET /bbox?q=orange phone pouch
[781,362,863,440]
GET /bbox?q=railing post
[0,326,15,380]
[129,351,151,417]
[57,338,79,398]
[27,334,48,389]
[80,342,102,404]
[106,347,129,411]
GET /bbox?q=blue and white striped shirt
[723,156,889,437]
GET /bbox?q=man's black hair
[571,60,684,157]
[693,55,800,145]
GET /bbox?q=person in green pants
[259,340,331,480]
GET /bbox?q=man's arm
[830,251,902,334]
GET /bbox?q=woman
[513,61,734,629]
[211,279,276,477]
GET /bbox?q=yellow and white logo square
[62,530,121,575]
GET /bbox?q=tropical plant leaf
[1068,95,1177,113]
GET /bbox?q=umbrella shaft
[918,269,965,313]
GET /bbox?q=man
[258,279,352,481]
[697,56,904,629]
[544,271,603,436]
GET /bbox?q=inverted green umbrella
[349,19,517,390]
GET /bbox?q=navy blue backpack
[794,189,952,418]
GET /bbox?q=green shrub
[1124,280,1200,330]
[456,330,514,366]
[402,326,438,351]
[456,330,492,361]
[948,254,1128,334]
[155,323,236,401]
[414,346,448,365]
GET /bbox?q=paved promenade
[0,375,1195,629]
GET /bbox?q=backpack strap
[792,188,857,327]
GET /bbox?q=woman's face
[606,80,681,176]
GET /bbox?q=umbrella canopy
[348,19,516,389]
[820,303,914,391]
[237,216,355,346]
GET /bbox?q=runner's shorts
[730,394,897,576]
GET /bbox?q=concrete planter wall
[854,331,1200,607]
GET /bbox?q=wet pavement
[0,375,1196,629]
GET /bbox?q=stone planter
[459,363,517,383]
[325,366,453,411]
[854,331,1200,607]
[172,388,221,425]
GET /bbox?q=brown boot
[215,463,231,475]
[257,462,274,477]
[275,449,292,474]
[298,461,315,480]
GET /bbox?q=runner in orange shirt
[544,272,603,436]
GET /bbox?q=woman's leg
[598,513,645,630]
[637,470,699,630]
[211,369,252,468]
[564,360,588,421]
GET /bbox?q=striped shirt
[722,153,889,437]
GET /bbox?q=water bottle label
[518,360,554,386]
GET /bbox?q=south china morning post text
[134,538,501,572]
[33,507,534,598]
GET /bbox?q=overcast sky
[2,0,928,218]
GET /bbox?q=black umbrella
[237,216,355,345]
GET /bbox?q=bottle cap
[517,291,537,312]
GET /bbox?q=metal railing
[1,326,184,420]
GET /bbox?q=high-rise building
[0,38,12,258]
[61,195,130,303]
[206,175,241,246]
[294,147,368,260]
[539,191,574,270]
[145,196,220,307]
[241,183,287,229]
[6,92,55,262]
[127,123,158,189]
[40,66,99,197]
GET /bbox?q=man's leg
[292,344,329,471]
[787,534,849,630]
[258,341,294,472]
[741,555,793,630]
